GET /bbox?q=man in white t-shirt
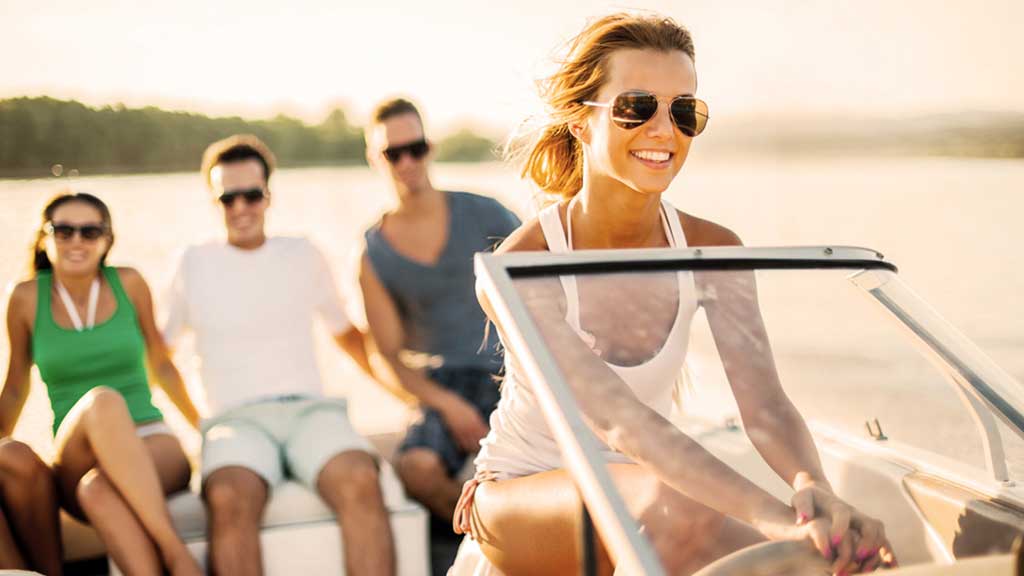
[163,134,394,576]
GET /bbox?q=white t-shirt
[163,237,351,416]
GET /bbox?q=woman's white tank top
[475,198,698,477]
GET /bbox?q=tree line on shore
[3,96,1022,179]
[0,97,499,179]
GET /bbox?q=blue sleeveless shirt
[364,191,520,370]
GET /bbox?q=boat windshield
[476,247,1024,575]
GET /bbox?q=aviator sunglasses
[583,90,709,137]
[217,187,267,207]
[382,139,430,164]
[44,221,108,241]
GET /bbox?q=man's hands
[437,392,489,452]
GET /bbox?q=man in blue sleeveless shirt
[357,99,520,543]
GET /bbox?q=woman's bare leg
[76,467,161,575]
[75,434,192,576]
[0,439,62,575]
[0,507,27,570]
[471,463,764,575]
[53,387,199,575]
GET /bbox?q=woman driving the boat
[0,191,201,575]
[452,13,896,575]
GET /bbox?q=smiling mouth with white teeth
[631,150,674,165]
[64,251,89,262]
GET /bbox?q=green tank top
[33,267,162,435]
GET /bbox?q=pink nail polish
[831,535,842,548]
[856,547,871,561]
[797,513,808,524]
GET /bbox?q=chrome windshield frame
[474,245,1023,572]
[851,269,1024,483]
[493,246,897,278]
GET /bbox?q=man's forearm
[151,360,200,428]
[335,328,375,378]
[367,351,451,409]
[337,329,438,407]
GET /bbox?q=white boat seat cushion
[170,460,411,540]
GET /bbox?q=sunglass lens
[384,141,429,163]
[671,98,708,137]
[671,109,697,137]
[612,92,658,128]
[242,189,265,204]
[52,224,76,240]
[383,148,402,163]
[80,226,105,240]
[409,141,430,159]
[218,189,264,207]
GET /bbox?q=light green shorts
[200,395,375,490]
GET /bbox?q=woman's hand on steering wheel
[753,508,833,564]
[791,477,898,573]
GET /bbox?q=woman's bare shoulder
[114,266,143,284]
[9,278,38,303]
[114,267,152,302]
[7,278,38,326]
[677,210,743,247]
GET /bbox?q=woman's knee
[76,468,116,515]
[69,385,132,434]
[0,440,48,485]
[81,386,131,427]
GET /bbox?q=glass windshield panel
[499,264,1022,571]
[511,268,995,473]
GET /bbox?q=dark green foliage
[0,97,503,178]
[0,97,368,178]
[434,129,499,162]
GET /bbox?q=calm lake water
[2,154,1023,474]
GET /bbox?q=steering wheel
[691,540,832,576]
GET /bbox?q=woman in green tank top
[0,192,202,575]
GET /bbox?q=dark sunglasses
[44,221,107,241]
[382,140,430,164]
[217,188,267,207]
[583,90,709,137]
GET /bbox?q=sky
[2,0,1022,135]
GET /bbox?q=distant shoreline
[5,150,1023,182]
[0,158,368,181]
[0,96,501,179]
[3,96,1022,180]
[0,159,519,181]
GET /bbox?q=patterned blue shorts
[397,366,501,476]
